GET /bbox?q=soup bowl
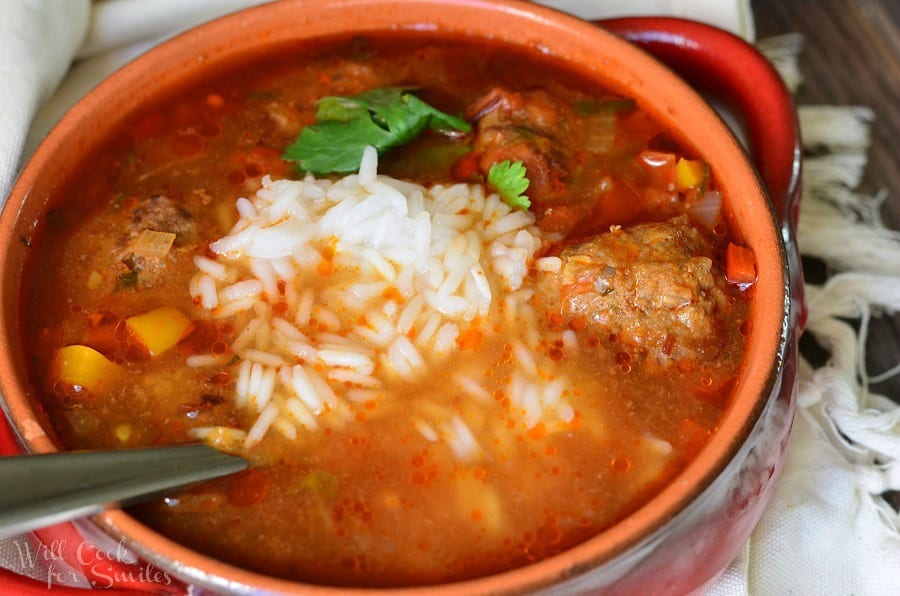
[0,0,803,594]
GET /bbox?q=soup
[22,33,754,587]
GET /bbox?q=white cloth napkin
[2,1,899,595]
[0,0,89,199]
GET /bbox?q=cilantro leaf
[488,160,531,211]
[284,87,470,175]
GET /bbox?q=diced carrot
[51,345,122,393]
[724,242,757,286]
[675,158,707,191]
[126,307,192,356]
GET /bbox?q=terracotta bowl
[0,1,803,594]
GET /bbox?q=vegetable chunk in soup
[22,34,754,587]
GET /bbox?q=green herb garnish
[114,271,138,292]
[284,87,470,175]
[488,160,530,211]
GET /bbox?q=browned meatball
[129,194,196,243]
[537,216,729,364]
[116,194,197,288]
[467,87,573,213]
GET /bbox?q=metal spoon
[0,444,248,538]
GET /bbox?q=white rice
[185,353,231,368]
[535,256,562,273]
[454,374,492,403]
[194,255,229,280]
[189,146,576,455]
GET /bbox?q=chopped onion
[687,190,723,232]
[130,229,176,258]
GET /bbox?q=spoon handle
[0,444,247,538]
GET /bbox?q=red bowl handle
[597,17,807,330]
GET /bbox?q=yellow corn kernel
[115,424,132,443]
[126,307,191,356]
[189,426,247,454]
[86,271,103,290]
[51,345,121,393]
[675,158,706,191]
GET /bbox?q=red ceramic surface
[0,2,802,594]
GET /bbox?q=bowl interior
[0,0,786,593]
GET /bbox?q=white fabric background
[2,1,899,594]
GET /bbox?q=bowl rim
[0,0,791,593]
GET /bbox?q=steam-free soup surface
[23,34,751,586]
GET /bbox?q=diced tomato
[451,150,483,181]
[568,178,642,238]
[637,150,676,188]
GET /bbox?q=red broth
[21,34,751,587]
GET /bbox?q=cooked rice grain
[190,147,574,452]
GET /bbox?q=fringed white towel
[700,36,900,595]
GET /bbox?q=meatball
[128,194,196,243]
[465,86,637,235]
[537,216,729,364]
[116,194,197,288]
[467,88,572,211]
